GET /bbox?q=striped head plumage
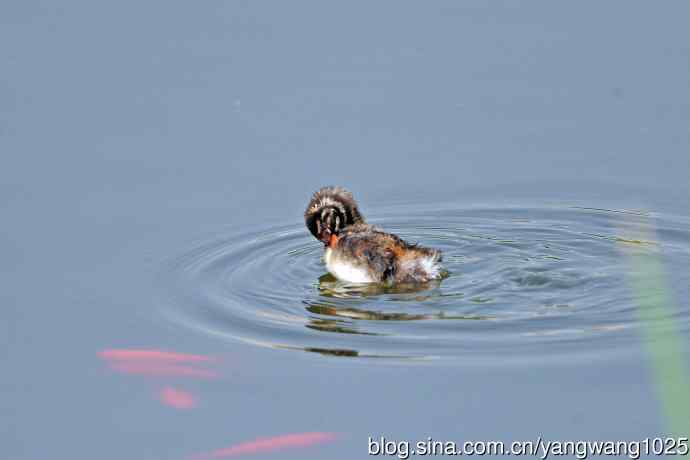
[304,186,364,245]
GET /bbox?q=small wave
[158,205,690,364]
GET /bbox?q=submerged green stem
[623,222,690,436]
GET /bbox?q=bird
[304,186,443,284]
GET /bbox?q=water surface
[162,204,690,365]
[3,1,690,459]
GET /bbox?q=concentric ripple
[159,205,690,363]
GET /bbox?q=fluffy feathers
[305,187,443,284]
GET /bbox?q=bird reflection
[316,273,445,299]
[291,273,492,359]
[302,274,491,338]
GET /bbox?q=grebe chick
[304,186,443,284]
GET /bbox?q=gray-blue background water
[3,2,690,459]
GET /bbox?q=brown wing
[337,225,407,281]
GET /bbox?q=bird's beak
[319,228,332,246]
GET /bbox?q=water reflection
[317,272,448,296]
[305,301,492,323]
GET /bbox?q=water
[3,1,690,459]
[163,205,690,364]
